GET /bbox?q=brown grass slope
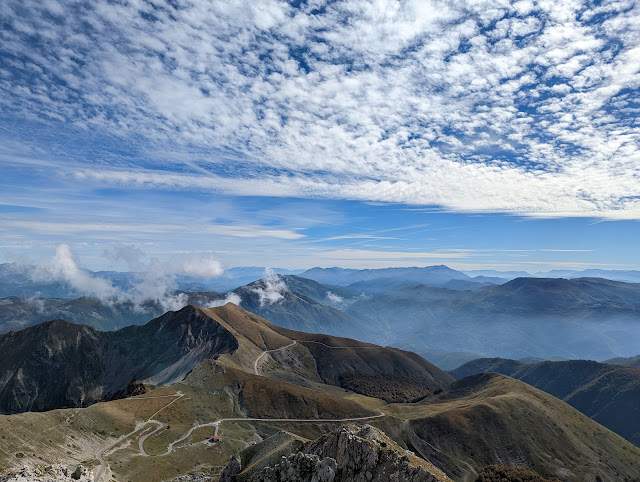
[194,303,453,403]
[187,359,376,420]
[450,358,640,446]
[382,373,640,482]
[475,465,560,482]
[272,325,454,402]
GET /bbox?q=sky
[1,0,639,273]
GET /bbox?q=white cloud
[33,244,119,300]
[165,254,223,278]
[3,218,304,240]
[0,0,639,220]
[204,292,242,308]
[252,267,288,306]
[326,291,343,303]
[32,243,225,312]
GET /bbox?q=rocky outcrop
[0,464,92,481]
[221,425,451,482]
[259,453,337,482]
[220,456,242,482]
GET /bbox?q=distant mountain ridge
[4,265,640,365]
[346,276,640,360]
[301,265,472,286]
[0,263,302,297]
[605,354,640,367]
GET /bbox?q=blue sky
[1,0,639,272]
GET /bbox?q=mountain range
[4,271,640,367]
[0,303,639,481]
[345,277,640,360]
[0,304,449,414]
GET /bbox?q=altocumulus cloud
[1,0,639,218]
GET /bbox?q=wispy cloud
[317,249,470,261]
[3,220,303,240]
[252,268,288,306]
[323,234,399,241]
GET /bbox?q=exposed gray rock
[0,464,93,481]
[220,425,449,482]
[220,455,242,482]
[0,305,239,414]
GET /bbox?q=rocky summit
[221,425,451,482]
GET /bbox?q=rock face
[219,456,242,482]
[222,425,451,482]
[0,305,239,413]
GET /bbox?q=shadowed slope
[0,305,240,413]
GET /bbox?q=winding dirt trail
[138,421,164,456]
[295,340,383,350]
[94,392,183,481]
[253,340,297,375]
[96,342,388,480]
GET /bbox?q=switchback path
[138,421,164,456]
[97,402,384,479]
[253,341,297,375]
[94,392,183,481]
[96,340,389,480]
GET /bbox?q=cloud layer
[1,0,639,218]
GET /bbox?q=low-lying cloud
[204,292,242,308]
[31,243,224,312]
[253,268,288,307]
[33,244,120,300]
[326,291,343,303]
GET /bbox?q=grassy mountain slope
[450,358,640,445]
[1,304,640,481]
[382,373,640,481]
[271,327,453,402]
